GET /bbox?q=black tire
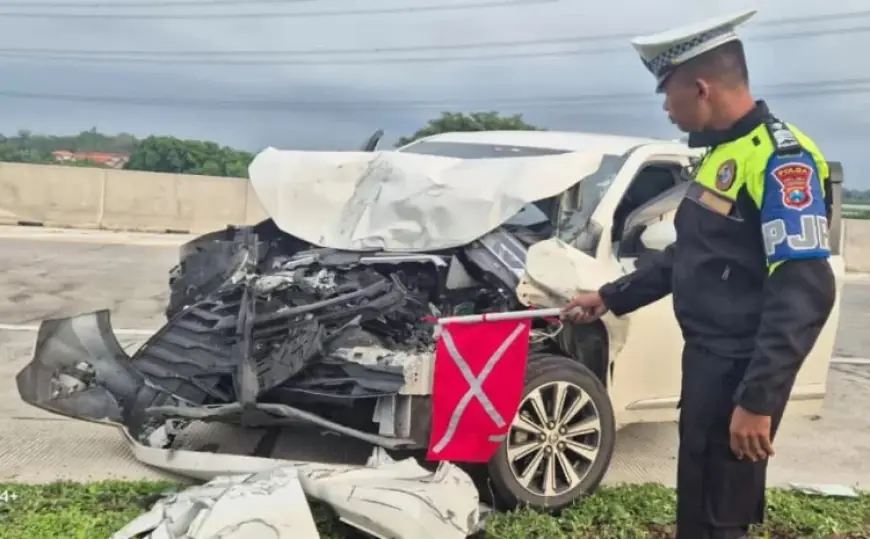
[487,353,616,511]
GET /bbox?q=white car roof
[410,130,674,155]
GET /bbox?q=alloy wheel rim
[506,381,602,496]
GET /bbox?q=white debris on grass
[112,451,481,539]
[111,467,319,539]
[788,483,860,498]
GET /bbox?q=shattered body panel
[113,451,480,539]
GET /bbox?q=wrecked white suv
[16,130,845,513]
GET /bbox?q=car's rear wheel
[487,353,616,511]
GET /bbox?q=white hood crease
[248,147,604,252]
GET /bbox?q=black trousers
[676,343,789,539]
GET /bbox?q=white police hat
[631,9,757,90]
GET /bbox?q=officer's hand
[561,292,608,323]
[729,406,774,462]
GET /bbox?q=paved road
[0,226,868,489]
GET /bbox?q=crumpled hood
[248,147,604,252]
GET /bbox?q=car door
[586,145,698,425]
[612,161,847,421]
[784,161,846,417]
[589,151,844,424]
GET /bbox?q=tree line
[0,112,539,178]
[4,114,867,202]
[0,127,256,178]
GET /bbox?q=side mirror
[359,129,384,152]
[518,238,614,307]
[639,220,676,252]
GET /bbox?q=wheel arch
[487,352,617,511]
[555,320,611,387]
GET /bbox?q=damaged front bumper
[16,310,422,449]
[15,309,175,430]
[16,312,484,538]
[113,450,482,539]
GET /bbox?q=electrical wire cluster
[0,4,866,111]
[0,8,865,65]
[0,0,557,18]
[2,78,868,111]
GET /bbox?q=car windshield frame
[398,139,635,254]
[557,151,635,255]
[397,140,571,159]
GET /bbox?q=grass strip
[0,481,867,538]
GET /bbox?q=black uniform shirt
[599,101,837,415]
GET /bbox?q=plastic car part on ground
[517,238,629,358]
[112,449,482,539]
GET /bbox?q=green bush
[1,481,867,539]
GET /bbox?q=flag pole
[436,308,563,325]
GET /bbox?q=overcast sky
[0,0,867,186]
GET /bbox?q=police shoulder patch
[715,159,737,190]
[771,161,814,211]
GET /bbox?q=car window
[557,152,637,255]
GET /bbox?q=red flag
[427,318,531,463]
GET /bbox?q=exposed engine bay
[19,217,554,451]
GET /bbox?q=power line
[0,0,316,6]
[0,0,317,6]
[0,3,863,24]
[0,0,557,19]
[2,14,868,57]
[481,78,870,105]
[0,11,863,62]
[0,0,863,30]
[0,25,864,66]
[0,80,867,111]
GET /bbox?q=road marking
[844,273,870,284]
[0,235,189,247]
[0,226,193,246]
[0,323,155,336]
[831,357,870,366]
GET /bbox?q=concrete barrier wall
[0,162,267,233]
[0,162,869,270]
[844,219,870,273]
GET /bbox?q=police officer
[562,9,836,539]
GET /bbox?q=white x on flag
[430,320,529,460]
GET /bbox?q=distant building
[51,150,130,169]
